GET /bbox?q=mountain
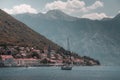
[0,9,101,66]
[13,10,120,65]
[0,9,60,50]
[45,10,78,21]
[112,13,120,21]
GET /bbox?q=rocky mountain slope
[0,9,60,50]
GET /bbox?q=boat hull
[61,66,72,70]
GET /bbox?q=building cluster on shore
[0,45,99,67]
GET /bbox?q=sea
[0,66,120,80]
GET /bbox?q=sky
[0,0,120,20]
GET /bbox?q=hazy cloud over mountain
[119,11,120,13]
[3,4,38,14]
[1,0,120,20]
[82,13,108,20]
[45,0,103,13]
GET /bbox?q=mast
[67,37,72,61]
[67,37,70,51]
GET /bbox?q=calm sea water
[0,66,120,80]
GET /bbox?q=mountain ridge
[13,10,120,65]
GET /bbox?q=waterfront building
[40,53,47,59]
[15,58,39,66]
[0,55,15,66]
[50,54,56,59]
[0,55,40,67]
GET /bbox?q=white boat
[61,65,72,70]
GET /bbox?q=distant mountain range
[13,10,120,65]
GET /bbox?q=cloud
[119,11,120,13]
[87,1,103,10]
[45,0,85,13]
[45,0,104,14]
[82,13,108,20]
[3,4,38,14]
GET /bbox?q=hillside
[0,9,59,50]
[13,10,120,65]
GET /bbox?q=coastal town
[0,45,100,67]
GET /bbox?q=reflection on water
[0,66,120,80]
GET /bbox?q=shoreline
[0,64,100,68]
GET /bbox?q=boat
[61,37,73,70]
[61,65,72,70]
